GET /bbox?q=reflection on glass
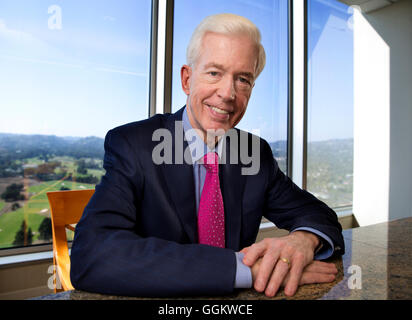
[172,0,289,173]
[0,0,152,249]
[307,0,354,209]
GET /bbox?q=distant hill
[268,140,287,159]
[306,138,353,208]
[0,133,104,160]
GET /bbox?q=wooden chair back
[46,189,94,292]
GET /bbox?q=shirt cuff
[234,252,253,288]
[291,227,334,260]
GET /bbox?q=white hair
[186,13,266,79]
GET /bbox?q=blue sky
[0,0,353,142]
[0,0,152,137]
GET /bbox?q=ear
[181,65,192,95]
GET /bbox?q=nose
[217,76,236,101]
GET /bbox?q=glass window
[172,0,289,173]
[306,0,354,209]
[0,0,152,250]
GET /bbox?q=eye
[238,77,251,85]
[209,71,218,77]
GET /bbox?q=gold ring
[279,257,291,268]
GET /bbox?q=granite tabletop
[32,217,412,300]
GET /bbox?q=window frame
[0,0,352,259]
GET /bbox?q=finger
[239,247,250,255]
[264,257,290,297]
[299,271,336,285]
[306,260,336,269]
[305,261,338,274]
[254,250,280,292]
[281,268,336,288]
[243,243,266,267]
[283,255,305,296]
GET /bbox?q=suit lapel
[160,108,198,243]
[220,133,246,251]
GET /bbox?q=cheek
[236,95,250,113]
[190,85,205,105]
[232,96,249,124]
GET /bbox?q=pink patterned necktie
[197,152,225,248]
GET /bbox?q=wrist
[293,230,320,251]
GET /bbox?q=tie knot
[202,152,219,174]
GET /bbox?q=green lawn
[85,168,105,180]
[0,180,94,249]
[28,180,95,201]
[0,209,45,249]
[23,157,45,166]
[1,155,101,249]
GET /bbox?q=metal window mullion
[163,0,174,114]
[149,0,174,117]
[290,0,307,189]
[149,0,158,117]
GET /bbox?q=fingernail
[285,288,294,296]
[265,288,274,297]
[255,280,264,291]
[243,258,252,266]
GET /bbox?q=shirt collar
[182,107,224,164]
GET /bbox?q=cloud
[103,15,116,22]
[0,18,38,43]
[0,54,84,69]
[0,18,62,58]
[0,19,147,76]
[95,67,146,77]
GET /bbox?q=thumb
[240,247,250,255]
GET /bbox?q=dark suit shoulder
[107,106,184,139]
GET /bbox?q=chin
[208,124,230,133]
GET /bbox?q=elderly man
[70,13,344,298]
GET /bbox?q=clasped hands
[240,231,338,297]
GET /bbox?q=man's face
[181,32,258,140]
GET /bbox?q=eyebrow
[238,71,255,80]
[204,63,225,70]
[204,63,255,80]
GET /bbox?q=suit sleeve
[261,140,345,256]
[70,128,236,297]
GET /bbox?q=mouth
[207,104,229,114]
[205,104,231,120]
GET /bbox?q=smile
[206,104,230,115]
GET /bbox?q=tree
[38,217,52,241]
[1,183,24,202]
[13,220,33,246]
[75,175,99,184]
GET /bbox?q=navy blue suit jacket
[70,107,344,297]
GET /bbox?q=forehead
[196,32,258,73]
